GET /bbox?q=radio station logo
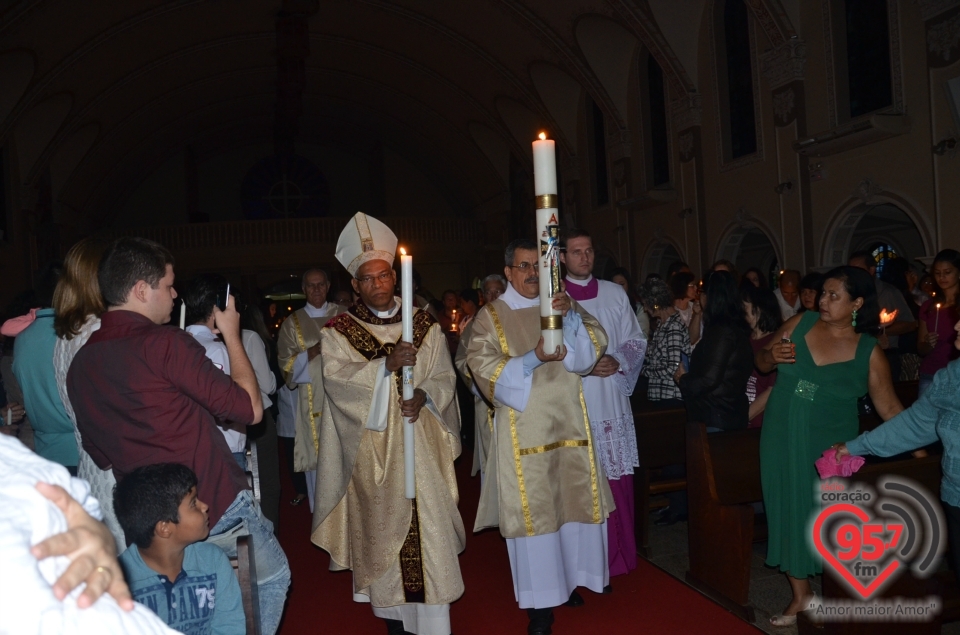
[809,476,944,621]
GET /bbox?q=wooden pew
[231,534,262,635]
[685,419,943,625]
[633,406,688,556]
[858,380,919,432]
[685,423,763,622]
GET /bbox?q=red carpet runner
[275,453,759,634]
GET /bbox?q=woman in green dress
[755,266,903,626]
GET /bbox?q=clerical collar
[348,297,402,324]
[304,302,329,318]
[565,275,598,302]
[501,284,539,310]
[368,299,400,318]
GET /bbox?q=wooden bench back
[704,427,764,506]
[231,534,262,635]
[635,407,687,469]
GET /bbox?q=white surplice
[566,276,647,479]
[494,284,609,609]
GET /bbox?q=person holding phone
[183,274,251,470]
[673,271,753,431]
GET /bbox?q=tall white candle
[179,303,186,330]
[400,249,416,499]
[935,303,941,332]
[533,133,563,354]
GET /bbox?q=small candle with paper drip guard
[879,309,898,338]
[399,247,416,500]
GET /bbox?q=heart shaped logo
[812,503,903,600]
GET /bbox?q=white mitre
[335,212,398,276]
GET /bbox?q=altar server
[561,229,646,579]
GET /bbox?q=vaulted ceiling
[0,0,794,228]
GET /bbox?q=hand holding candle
[399,248,416,499]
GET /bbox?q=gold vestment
[454,319,494,477]
[464,298,615,538]
[277,303,346,472]
[311,303,465,606]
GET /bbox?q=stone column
[760,38,811,270]
[672,95,707,273]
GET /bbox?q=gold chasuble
[454,320,494,478]
[311,301,465,607]
[465,298,615,538]
[277,303,346,472]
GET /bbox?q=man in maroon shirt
[68,237,289,635]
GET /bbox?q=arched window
[642,54,670,187]
[590,99,609,206]
[871,244,899,277]
[832,0,893,121]
[716,0,757,160]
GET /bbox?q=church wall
[612,0,956,280]
[114,153,187,228]
[381,146,455,219]
[0,139,32,310]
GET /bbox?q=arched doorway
[822,202,931,268]
[715,224,780,283]
[641,239,684,279]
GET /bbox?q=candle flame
[400,247,406,255]
[879,308,898,325]
[937,303,942,309]
[538,132,546,140]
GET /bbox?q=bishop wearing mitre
[277,267,347,510]
[311,213,465,635]
[464,238,614,635]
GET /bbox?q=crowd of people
[2,213,959,634]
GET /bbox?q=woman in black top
[674,270,754,430]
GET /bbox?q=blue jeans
[207,490,290,635]
[233,451,247,471]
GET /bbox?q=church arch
[574,14,640,127]
[640,235,686,279]
[714,219,781,281]
[820,193,934,268]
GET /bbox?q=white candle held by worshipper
[533,132,563,353]
[400,248,416,499]
[936,303,941,332]
[179,302,186,330]
[4,407,10,426]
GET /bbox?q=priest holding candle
[311,212,465,635]
[464,134,614,635]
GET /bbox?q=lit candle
[179,302,186,330]
[400,248,416,499]
[935,303,941,332]
[533,132,563,354]
[451,309,458,333]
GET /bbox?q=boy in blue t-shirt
[115,463,245,635]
